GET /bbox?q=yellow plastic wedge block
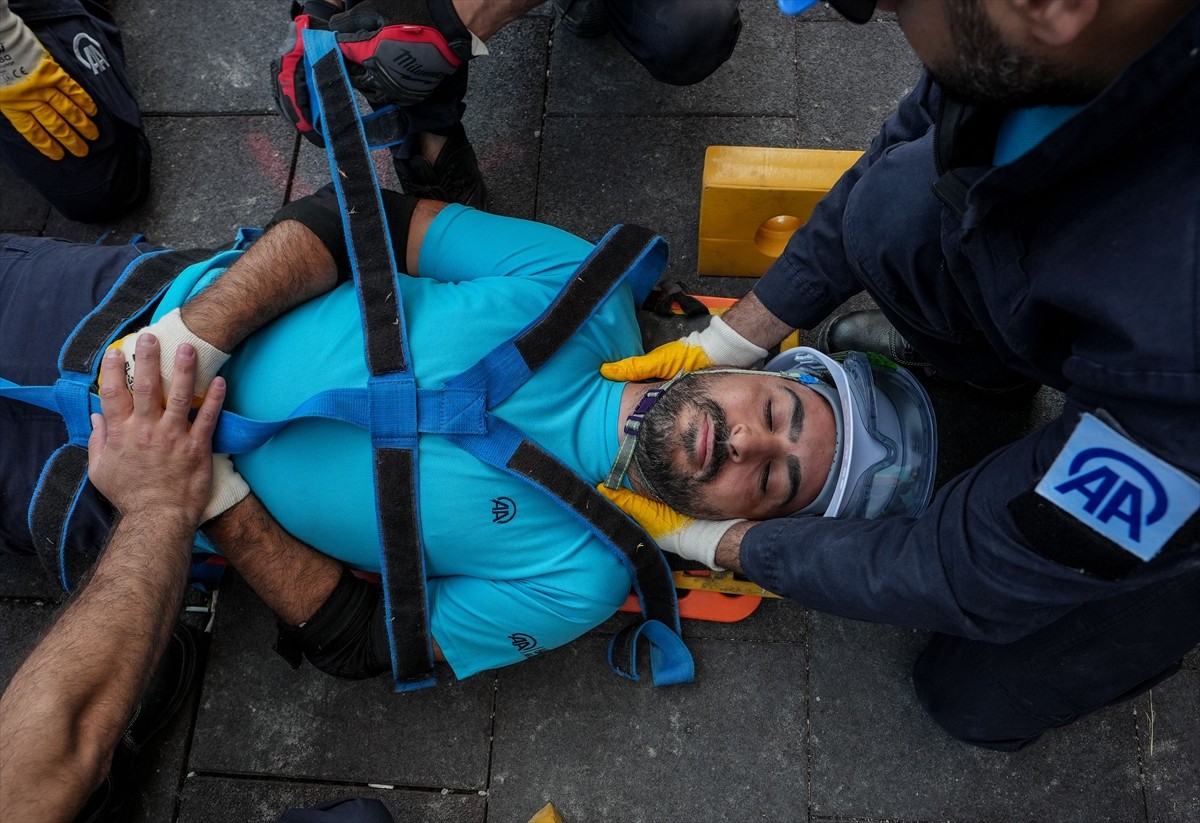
[698,146,862,277]
[527,803,566,823]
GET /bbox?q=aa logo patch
[1036,414,1199,560]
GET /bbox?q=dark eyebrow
[780,454,801,508]
[787,388,804,443]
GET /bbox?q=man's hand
[598,485,743,571]
[89,334,224,527]
[0,0,99,160]
[600,316,767,382]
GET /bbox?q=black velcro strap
[1008,488,1200,582]
[313,50,407,377]
[514,225,656,373]
[507,440,679,627]
[59,249,213,374]
[374,447,435,685]
[29,446,93,590]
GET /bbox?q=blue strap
[607,620,695,685]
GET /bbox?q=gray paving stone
[0,553,64,599]
[795,19,922,149]
[116,0,292,114]
[0,598,56,687]
[45,115,298,248]
[536,115,795,296]
[1136,671,1200,823]
[190,574,494,789]
[462,17,550,219]
[807,613,1146,823]
[176,775,486,823]
[0,162,50,232]
[488,635,808,823]
[548,0,796,117]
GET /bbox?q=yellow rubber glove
[598,485,742,570]
[0,1,99,160]
[600,316,767,383]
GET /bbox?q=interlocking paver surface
[2,4,1196,822]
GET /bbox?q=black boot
[818,309,1039,400]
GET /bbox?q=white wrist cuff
[673,518,743,571]
[696,316,767,368]
[149,309,230,394]
[201,455,250,524]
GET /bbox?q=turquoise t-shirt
[156,206,644,678]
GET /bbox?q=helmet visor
[765,348,938,519]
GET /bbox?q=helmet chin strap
[604,371,686,493]
[604,368,847,517]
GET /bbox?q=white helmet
[765,347,938,519]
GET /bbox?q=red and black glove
[328,0,474,108]
[271,1,339,145]
[273,0,474,144]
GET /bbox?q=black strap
[312,44,434,687]
[32,248,213,592]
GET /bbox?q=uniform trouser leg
[0,234,159,557]
[912,568,1200,751]
[603,0,741,85]
[840,130,1028,388]
[0,0,151,222]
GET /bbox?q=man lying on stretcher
[0,189,934,681]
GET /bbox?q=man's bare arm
[719,290,795,352]
[204,494,342,624]
[0,341,219,821]
[715,521,752,574]
[204,495,444,662]
[180,197,445,353]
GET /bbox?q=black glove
[274,567,392,680]
[267,184,420,282]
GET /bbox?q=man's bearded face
[632,371,838,521]
[910,0,1104,107]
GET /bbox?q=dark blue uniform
[0,0,149,222]
[742,6,1200,749]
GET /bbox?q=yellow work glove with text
[598,485,742,571]
[0,0,99,160]
[601,316,767,382]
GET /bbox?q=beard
[631,372,729,520]
[931,0,1104,107]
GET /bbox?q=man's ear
[1008,0,1100,47]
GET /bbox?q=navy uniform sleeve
[753,72,940,331]
[739,406,1200,643]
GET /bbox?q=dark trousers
[0,0,151,222]
[913,569,1200,751]
[602,0,742,86]
[0,234,160,558]
[838,119,1200,751]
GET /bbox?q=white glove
[201,454,250,524]
[598,485,743,570]
[601,316,767,382]
[106,308,229,406]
